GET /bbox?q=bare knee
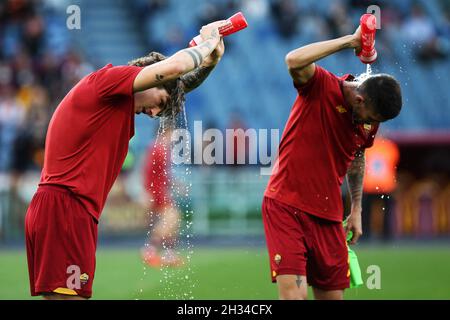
[277,275,308,300]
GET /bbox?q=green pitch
[1,246,449,299]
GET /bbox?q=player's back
[40,64,143,220]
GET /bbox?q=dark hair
[128,52,185,119]
[358,74,402,121]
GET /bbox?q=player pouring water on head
[262,14,402,300]
[140,126,186,268]
[24,20,229,300]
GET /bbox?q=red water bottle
[358,14,377,64]
[189,12,248,47]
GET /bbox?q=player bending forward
[25,22,226,300]
[262,26,402,300]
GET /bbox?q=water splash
[366,64,372,76]
[138,106,195,300]
[354,63,373,84]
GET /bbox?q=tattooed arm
[345,150,366,244]
[181,38,225,93]
[181,65,215,93]
[133,22,223,93]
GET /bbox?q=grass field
[1,245,450,300]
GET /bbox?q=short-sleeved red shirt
[264,65,379,222]
[143,138,172,209]
[40,64,143,221]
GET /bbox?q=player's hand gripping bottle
[358,13,378,64]
[189,12,248,47]
[343,219,364,288]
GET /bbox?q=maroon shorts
[25,185,98,298]
[262,196,350,290]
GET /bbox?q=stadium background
[0,0,450,299]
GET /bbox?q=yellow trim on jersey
[53,287,78,296]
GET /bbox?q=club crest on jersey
[274,254,282,265]
[80,273,89,285]
[336,105,347,113]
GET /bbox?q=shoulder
[294,65,340,95]
[91,64,143,78]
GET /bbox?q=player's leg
[142,205,183,267]
[262,197,309,300]
[312,287,344,300]
[154,206,181,245]
[141,208,163,267]
[304,212,350,300]
[158,206,183,266]
[277,275,308,300]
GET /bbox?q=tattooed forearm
[200,40,214,51]
[183,34,219,69]
[155,74,164,82]
[181,66,215,93]
[346,150,366,206]
[185,49,202,69]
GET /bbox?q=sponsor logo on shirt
[336,105,347,113]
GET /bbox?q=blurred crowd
[133,0,450,62]
[0,0,93,187]
[1,0,448,178]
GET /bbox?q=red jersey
[264,65,379,222]
[143,137,172,209]
[40,64,143,221]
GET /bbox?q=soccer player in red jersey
[24,22,226,300]
[262,26,402,300]
[140,128,185,268]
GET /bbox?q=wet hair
[128,52,185,119]
[358,74,402,121]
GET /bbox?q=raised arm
[133,22,223,93]
[285,27,361,86]
[345,149,365,244]
[181,38,225,93]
